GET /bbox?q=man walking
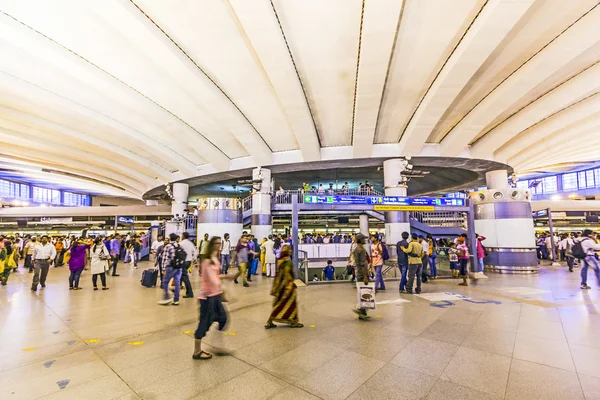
[221,233,231,274]
[109,235,121,276]
[179,232,197,298]
[158,233,184,305]
[31,235,57,291]
[396,232,410,292]
[262,235,276,277]
[24,236,37,273]
[352,234,371,320]
[577,230,600,290]
[401,234,424,294]
[418,235,429,283]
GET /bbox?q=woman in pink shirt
[193,236,233,360]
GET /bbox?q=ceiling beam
[440,4,600,156]
[352,0,403,158]
[118,0,273,167]
[400,0,534,155]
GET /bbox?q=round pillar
[359,214,369,236]
[171,183,189,217]
[197,197,243,245]
[473,172,537,273]
[383,159,411,243]
[251,167,272,240]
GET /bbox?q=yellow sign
[374,205,435,212]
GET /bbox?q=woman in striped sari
[265,246,303,329]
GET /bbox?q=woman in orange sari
[265,246,303,329]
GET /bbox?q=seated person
[322,260,335,281]
[312,274,320,282]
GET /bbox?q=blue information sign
[303,195,464,207]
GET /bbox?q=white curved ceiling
[0,0,599,198]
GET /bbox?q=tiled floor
[2,261,600,399]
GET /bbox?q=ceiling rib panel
[399,0,534,156]
[375,0,486,144]
[274,0,362,147]
[440,4,600,155]
[351,0,403,158]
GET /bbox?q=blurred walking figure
[265,246,303,329]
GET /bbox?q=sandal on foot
[265,323,277,329]
[192,350,212,360]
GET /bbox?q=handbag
[356,282,376,310]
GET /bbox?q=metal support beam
[467,199,478,273]
[292,193,299,278]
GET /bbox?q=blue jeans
[428,254,437,277]
[374,265,385,290]
[221,254,230,274]
[399,262,408,291]
[162,267,182,301]
[478,258,484,272]
[69,268,83,288]
[581,256,600,286]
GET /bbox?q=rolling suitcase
[141,268,158,288]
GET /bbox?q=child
[312,274,320,282]
[322,260,335,281]
[448,243,459,278]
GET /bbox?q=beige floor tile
[571,344,600,378]
[260,339,344,383]
[426,380,502,400]
[389,337,458,378]
[350,330,415,362]
[513,334,575,371]
[517,317,567,342]
[234,332,311,366]
[579,373,600,400]
[39,374,131,400]
[136,355,252,399]
[190,368,287,400]
[474,311,520,333]
[420,320,474,346]
[462,325,516,357]
[440,347,511,398]
[347,364,437,400]
[505,359,584,400]
[520,304,561,322]
[296,351,385,400]
[268,385,321,400]
[438,307,483,326]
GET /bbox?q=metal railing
[242,196,253,212]
[297,249,309,284]
[410,211,467,229]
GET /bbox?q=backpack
[571,239,589,260]
[381,243,390,261]
[171,244,187,268]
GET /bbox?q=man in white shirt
[221,233,232,274]
[418,235,429,283]
[261,235,276,277]
[151,235,164,263]
[179,232,198,298]
[559,234,575,272]
[31,235,57,291]
[577,230,600,289]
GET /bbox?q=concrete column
[197,197,243,245]
[171,183,189,217]
[383,159,411,243]
[146,200,159,206]
[251,167,272,240]
[472,170,538,274]
[359,214,369,236]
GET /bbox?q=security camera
[405,164,413,170]
[405,156,411,161]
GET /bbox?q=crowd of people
[536,230,600,289]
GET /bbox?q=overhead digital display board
[302,195,465,207]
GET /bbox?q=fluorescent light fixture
[551,195,561,201]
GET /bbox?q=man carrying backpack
[572,229,600,290]
[158,233,187,306]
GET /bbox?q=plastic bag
[356,282,376,310]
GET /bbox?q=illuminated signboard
[303,195,464,207]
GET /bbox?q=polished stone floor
[2,260,600,400]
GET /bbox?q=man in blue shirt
[322,260,335,281]
[396,232,410,292]
[109,235,122,277]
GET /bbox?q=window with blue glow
[562,173,578,191]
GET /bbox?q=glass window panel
[516,180,528,189]
[586,170,595,188]
[562,173,577,191]
[542,176,557,193]
[578,172,587,189]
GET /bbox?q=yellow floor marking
[375,315,383,319]
[182,330,194,335]
[84,339,100,343]
[309,325,316,328]
[224,332,237,336]
[22,347,36,351]
[127,341,144,346]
